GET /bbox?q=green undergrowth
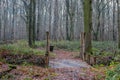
[36,40,80,51]
[92,62,119,80]
[0,40,118,58]
[0,40,118,55]
[0,41,45,66]
[105,63,120,80]
[36,40,117,52]
[0,40,45,55]
[0,40,55,66]
[0,40,119,65]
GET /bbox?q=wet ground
[49,59,90,68]
[48,50,95,80]
[49,50,90,68]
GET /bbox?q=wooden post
[45,31,49,67]
[80,32,85,60]
[87,54,91,64]
[94,57,97,65]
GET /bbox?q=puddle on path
[49,59,90,68]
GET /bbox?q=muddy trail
[49,50,90,68]
[49,50,95,80]
[0,49,98,80]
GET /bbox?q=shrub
[106,64,120,80]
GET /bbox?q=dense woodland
[0,0,120,80]
[0,0,120,41]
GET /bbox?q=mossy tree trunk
[28,0,36,47]
[83,0,92,60]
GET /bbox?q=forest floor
[0,49,105,80]
[49,50,96,80]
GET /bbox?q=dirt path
[0,49,97,80]
[50,50,90,68]
[49,50,95,80]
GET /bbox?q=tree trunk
[117,0,120,48]
[113,0,116,41]
[84,0,92,61]
[53,0,59,41]
[36,0,40,41]
[11,0,15,40]
[65,0,70,40]
[28,0,36,47]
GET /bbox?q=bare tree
[112,0,116,41]
[53,0,59,41]
[117,0,120,48]
[28,0,36,47]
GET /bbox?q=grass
[92,61,120,80]
[0,40,56,66]
[0,40,119,64]
[36,40,80,51]
[36,40,118,52]
[0,40,45,55]
[0,40,118,57]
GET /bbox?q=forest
[0,0,120,80]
